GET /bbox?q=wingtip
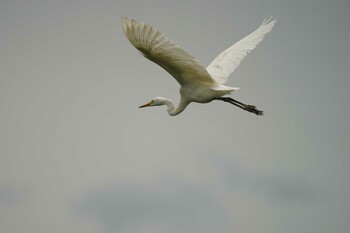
[121,16,133,26]
[121,16,128,33]
[262,16,277,25]
[121,16,128,22]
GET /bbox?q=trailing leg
[215,97,264,116]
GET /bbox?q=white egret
[122,17,276,116]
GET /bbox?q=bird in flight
[122,17,276,116]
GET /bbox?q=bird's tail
[213,85,240,92]
[212,85,240,96]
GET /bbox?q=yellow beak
[139,101,152,108]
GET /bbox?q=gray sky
[1,0,350,232]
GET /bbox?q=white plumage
[207,17,276,84]
[122,17,276,116]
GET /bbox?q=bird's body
[122,17,276,116]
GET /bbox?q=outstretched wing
[122,17,214,86]
[206,17,276,84]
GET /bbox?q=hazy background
[1,0,349,232]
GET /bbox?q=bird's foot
[245,105,264,116]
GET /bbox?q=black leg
[215,97,264,116]
[216,97,246,110]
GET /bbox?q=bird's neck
[161,98,188,116]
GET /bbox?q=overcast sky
[1,0,350,233]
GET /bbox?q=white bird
[122,17,276,116]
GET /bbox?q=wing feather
[122,17,214,86]
[206,17,276,84]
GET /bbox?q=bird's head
[139,97,168,108]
